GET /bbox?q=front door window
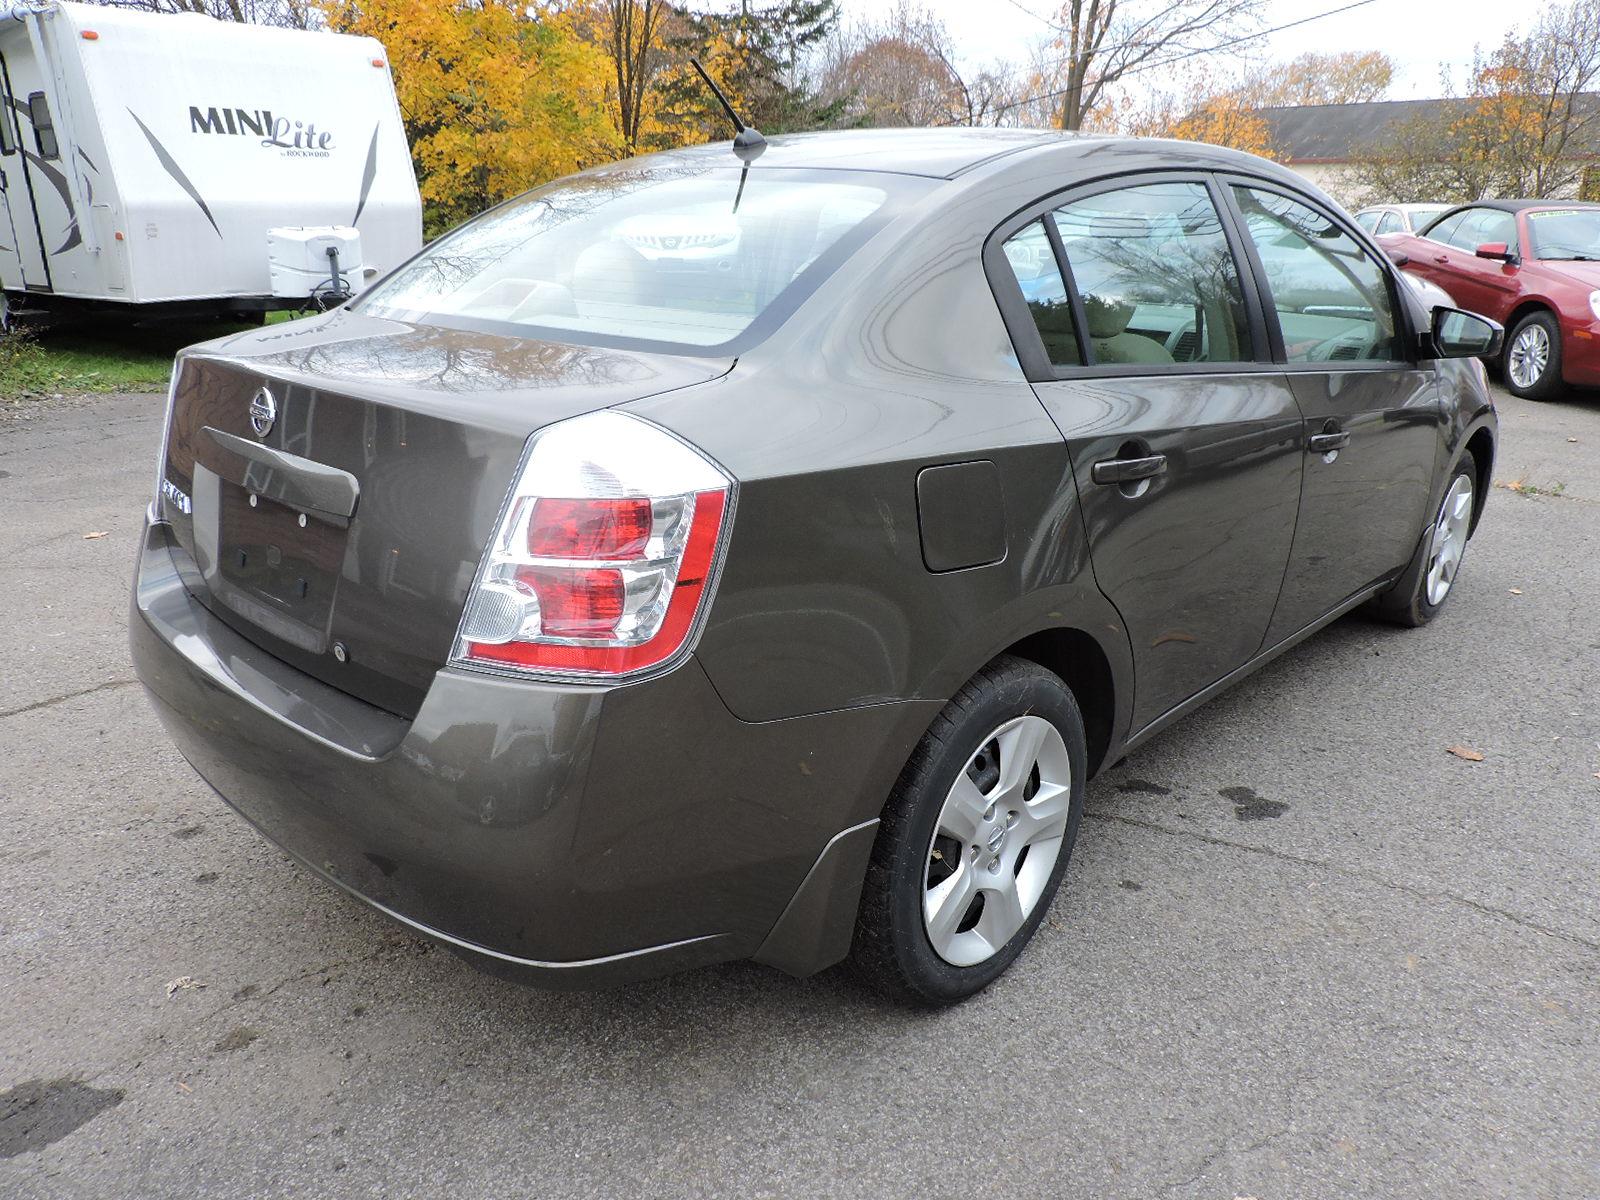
[1231,186,1400,364]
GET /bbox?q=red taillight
[455,413,732,680]
[526,496,653,560]
[514,565,625,637]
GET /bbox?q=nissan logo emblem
[248,387,277,438]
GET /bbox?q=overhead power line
[976,0,1383,123]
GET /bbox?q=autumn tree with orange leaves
[319,0,619,232]
[1104,51,1396,159]
[1345,0,1600,203]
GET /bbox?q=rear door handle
[1307,431,1351,454]
[1091,454,1167,485]
[1433,254,1449,264]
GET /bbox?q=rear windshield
[360,167,925,355]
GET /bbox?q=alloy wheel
[923,715,1073,967]
[1425,473,1475,607]
[1508,324,1550,390]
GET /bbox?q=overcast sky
[837,0,1535,101]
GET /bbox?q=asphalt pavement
[2,383,1598,1199]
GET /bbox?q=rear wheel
[851,656,1086,1006]
[1504,311,1562,400]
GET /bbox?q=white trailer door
[0,52,48,290]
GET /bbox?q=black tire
[850,655,1087,1006]
[1368,458,1478,627]
[1503,310,1562,400]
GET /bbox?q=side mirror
[1475,242,1518,264]
[1430,305,1503,359]
[1388,250,1411,267]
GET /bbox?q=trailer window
[27,92,58,160]
[0,104,13,156]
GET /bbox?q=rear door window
[1375,210,1404,235]
[27,92,57,160]
[1231,185,1400,364]
[1001,219,1080,366]
[1051,180,1253,366]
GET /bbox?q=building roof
[1260,96,1600,164]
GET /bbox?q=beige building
[1257,97,1600,207]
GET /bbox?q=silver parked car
[1356,203,1452,236]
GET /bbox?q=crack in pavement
[1086,810,1600,955]
[0,679,138,721]
[1158,1129,1291,1196]
[78,939,435,1092]
[67,956,360,1096]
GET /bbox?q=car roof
[613,127,1125,180]
[1452,198,1600,213]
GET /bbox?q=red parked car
[1379,199,1600,399]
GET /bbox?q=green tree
[663,1,842,137]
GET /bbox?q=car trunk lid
[156,313,732,716]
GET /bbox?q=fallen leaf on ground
[1509,588,1523,595]
[165,976,205,997]
[82,531,107,540]
[1569,437,1579,443]
[1447,745,1486,762]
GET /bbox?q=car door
[1417,208,1511,315]
[0,53,46,290]
[1401,208,1471,295]
[990,174,1304,731]
[1224,181,1442,645]
[1435,207,1521,322]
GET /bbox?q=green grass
[1,311,299,400]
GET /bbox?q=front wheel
[1369,460,1477,627]
[1504,311,1562,400]
[851,656,1086,1006]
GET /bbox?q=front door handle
[1307,430,1351,454]
[1433,254,1449,264]
[1091,454,1168,485]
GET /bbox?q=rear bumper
[131,518,935,987]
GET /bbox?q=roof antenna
[690,57,766,164]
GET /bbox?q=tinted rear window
[361,167,927,355]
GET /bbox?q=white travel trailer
[0,1,422,324]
